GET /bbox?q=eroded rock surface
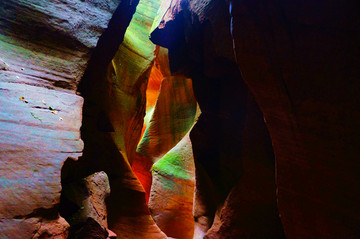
[32,216,70,239]
[70,217,108,239]
[61,171,111,237]
[149,134,195,239]
[134,75,197,199]
[0,0,132,237]
[73,0,167,237]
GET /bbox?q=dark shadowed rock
[60,171,110,232]
[71,217,108,239]
[149,0,360,238]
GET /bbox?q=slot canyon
[0,0,359,238]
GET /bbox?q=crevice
[13,206,59,220]
[77,0,140,96]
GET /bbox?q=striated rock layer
[0,0,127,237]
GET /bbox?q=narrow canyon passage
[60,0,284,237]
[1,0,359,239]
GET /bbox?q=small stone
[0,58,9,71]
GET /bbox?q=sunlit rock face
[0,0,124,237]
[131,45,198,239]
[132,53,198,237]
[149,134,196,239]
[134,73,198,200]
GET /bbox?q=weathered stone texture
[61,171,110,234]
[74,0,168,237]
[0,0,123,237]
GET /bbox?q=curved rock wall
[229,1,360,238]
[70,0,169,238]
[2,0,359,238]
[0,0,127,237]
[150,134,196,239]
[150,0,360,238]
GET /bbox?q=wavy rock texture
[133,74,197,200]
[150,0,255,237]
[72,0,169,238]
[3,0,358,238]
[0,0,125,237]
[133,43,196,202]
[149,134,195,239]
[104,0,162,163]
[132,44,198,238]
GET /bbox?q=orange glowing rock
[133,75,197,201]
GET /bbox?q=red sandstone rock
[61,171,110,231]
[229,0,360,238]
[3,0,358,238]
[1,216,70,239]
[204,95,285,239]
[133,75,198,200]
[71,217,108,239]
[32,216,70,239]
[149,134,196,239]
